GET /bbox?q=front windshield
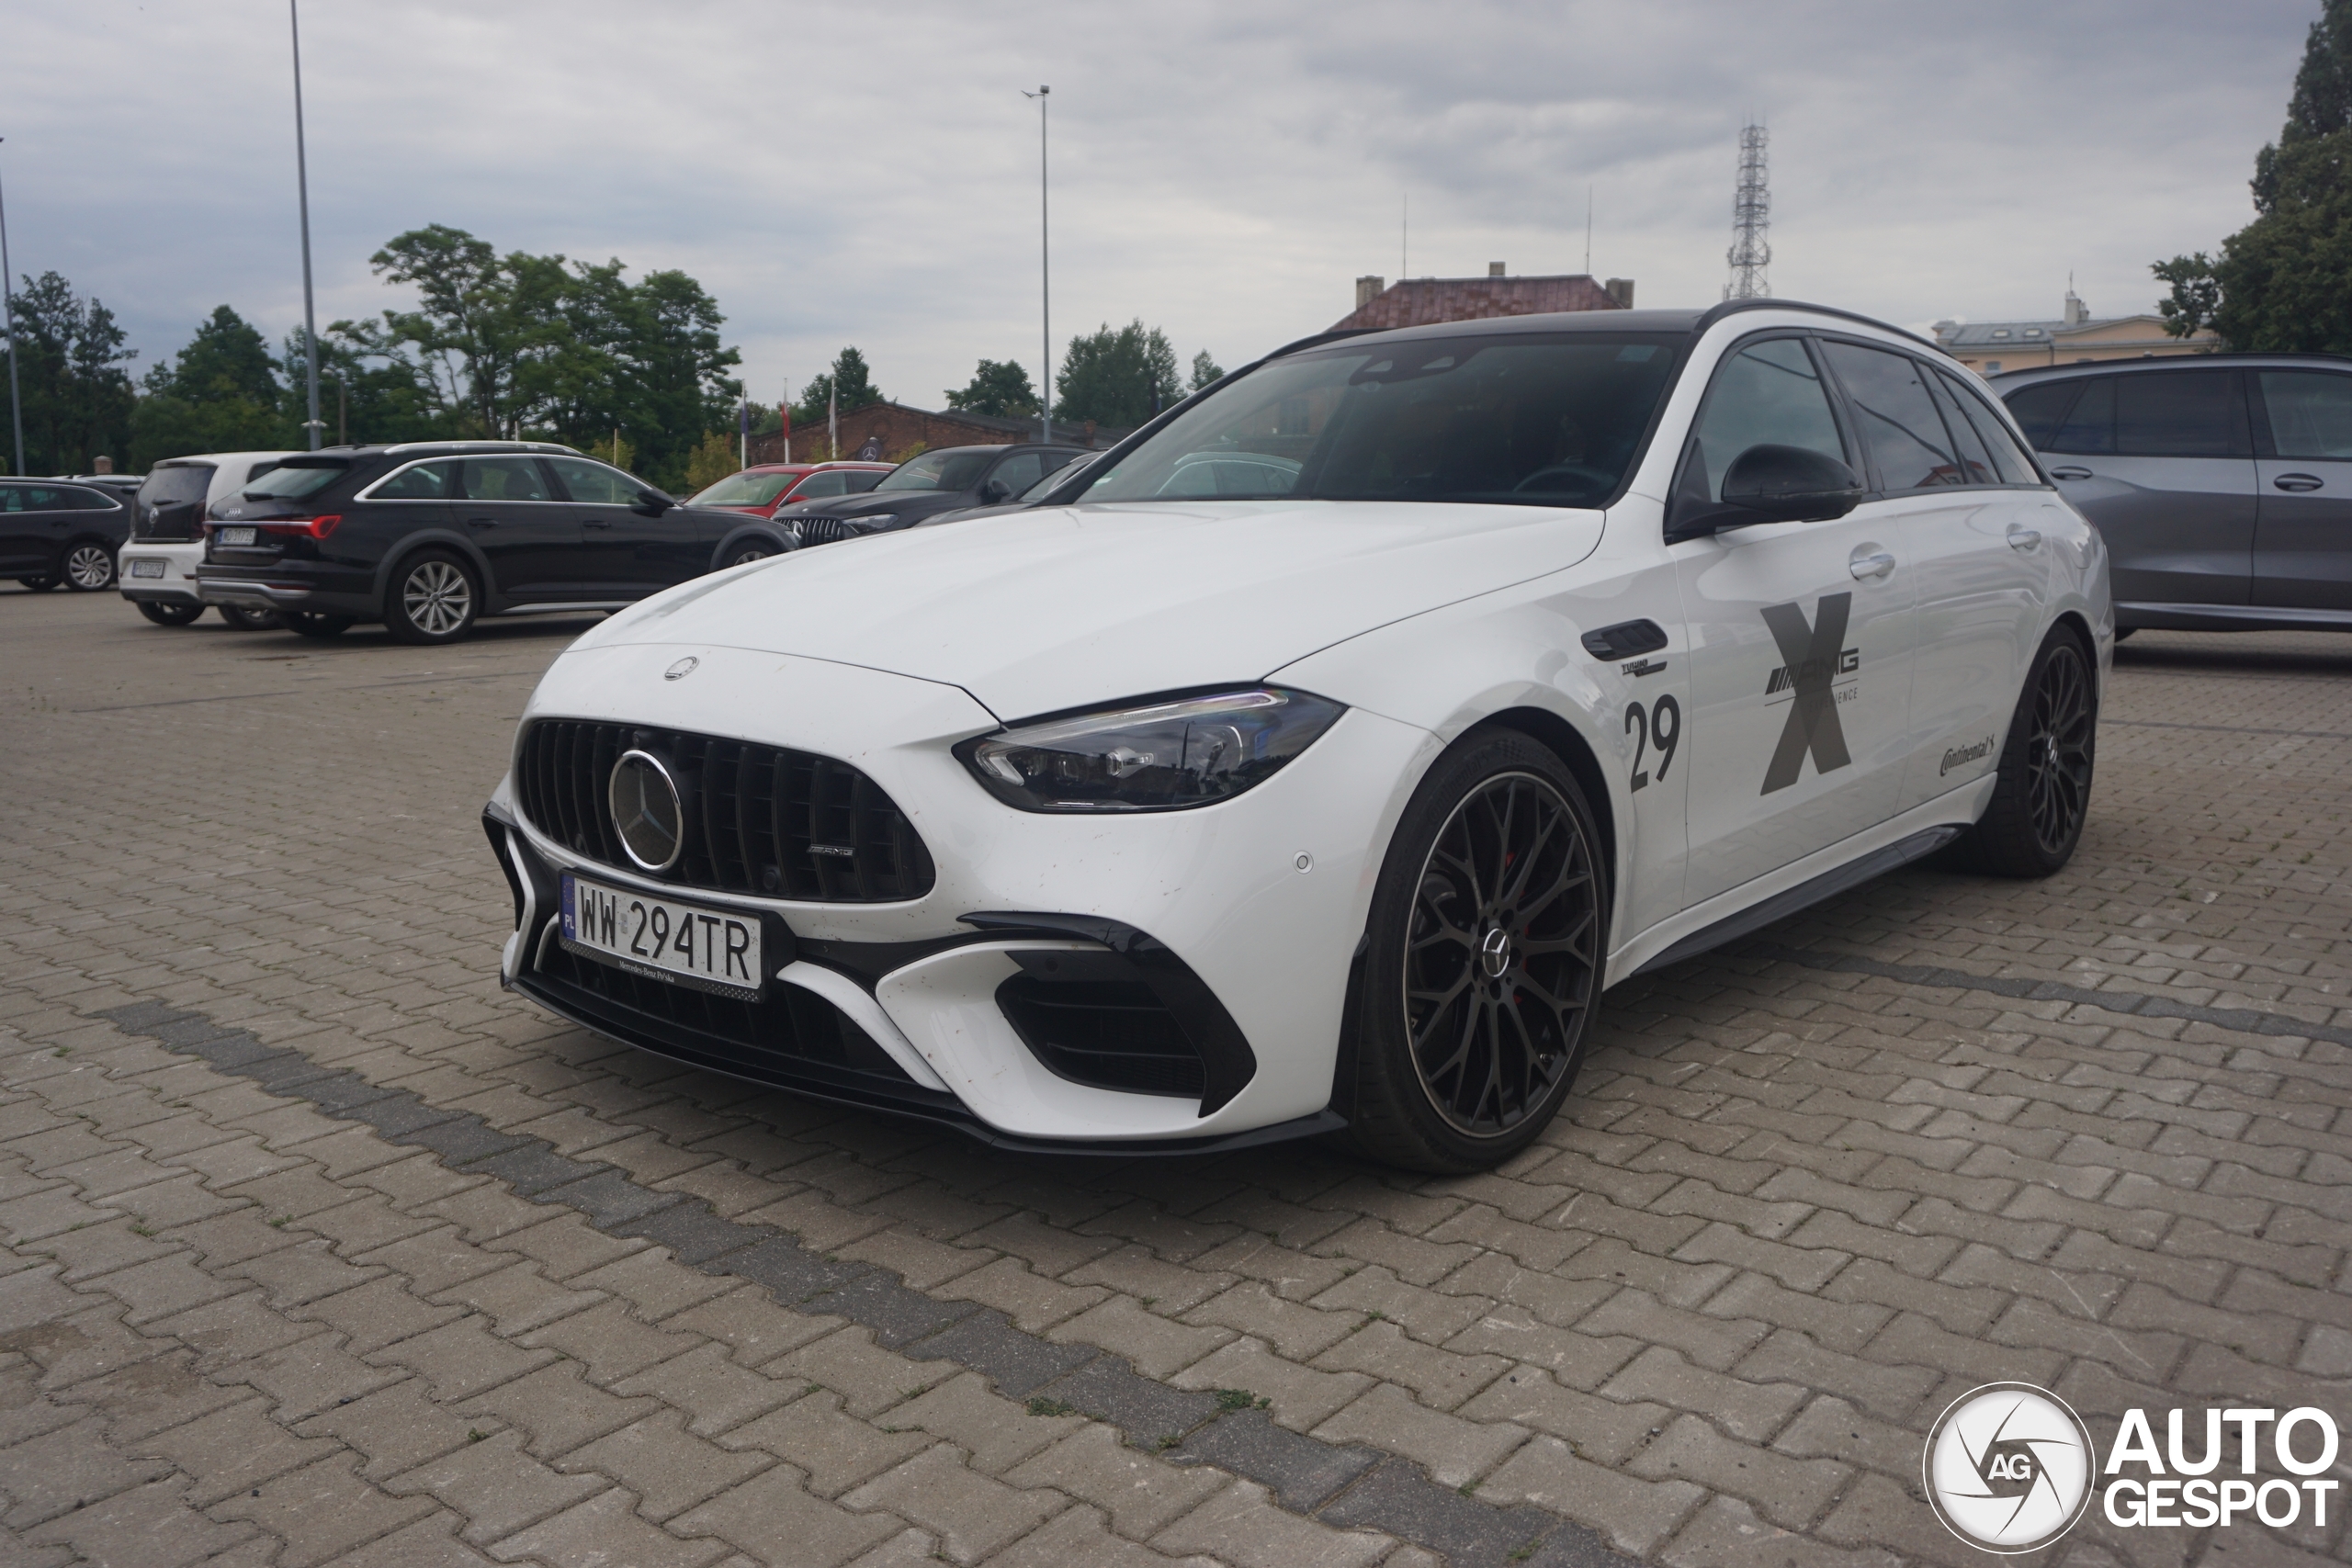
[876,449,994,492]
[690,469,799,507]
[241,461,345,500]
[1080,333,1685,508]
[1021,455,1092,501]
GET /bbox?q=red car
[685,460,893,519]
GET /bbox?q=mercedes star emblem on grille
[609,750,686,873]
[664,657,699,681]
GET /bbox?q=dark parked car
[781,444,1089,546]
[694,462,891,569]
[921,451,1101,525]
[2,479,130,592]
[195,440,740,644]
[1996,355,2352,634]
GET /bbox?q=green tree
[336,226,739,490]
[795,347,883,426]
[2167,0,2352,351]
[129,306,290,466]
[2151,254,2223,339]
[944,358,1038,419]
[1054,321,1180,429]
[684,430,740,493]
[5,272,136,474]
[1189,350,1224,391]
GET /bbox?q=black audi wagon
[196,440,752,644]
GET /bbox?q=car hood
[571,499,1607,720]
[787,491,950,519]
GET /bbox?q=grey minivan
[1995,355,2352,633]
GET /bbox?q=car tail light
[255,514,343,539]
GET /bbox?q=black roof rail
[1693,297,1946,355]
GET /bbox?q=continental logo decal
[1940,736,1996,776]
[1760,592,1858,795]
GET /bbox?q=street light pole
[1023,86,1049,445]
[289,0,322,450]
[0,138,24,478]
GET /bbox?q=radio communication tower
[1725,120,1771,299]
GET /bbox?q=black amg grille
[532,939,924,1088]
[515,720,934,902]
[797,516,855,547]
[995,956,1206,1099]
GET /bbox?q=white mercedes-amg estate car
[483,300,2109,1172]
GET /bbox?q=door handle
[2274,472,2325,492]
[1849,550,1896,581]
[582,519,614,529]
[2049,466,2093,480]
[2007,526,2042,551]
[466,517,496,529]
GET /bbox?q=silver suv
[1995,355,2352,634]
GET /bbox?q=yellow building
[1933,290,2218,376]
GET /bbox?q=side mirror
[1718,445,1864,524]
[632,487,674,516]
[978,478,1012,504]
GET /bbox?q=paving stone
[1047,1295,1237,1379]
[1600,1346,1809,1441]
[840,1442,1063,1563]
[425,1259,603,1336]
[210,1451,441,1568]
[774,1326,947,1418]
[387,1427,605,1543]
[1628,1412,1850,1529]
[1149,1476,1394,1567]
[514,1297,701,1382]
[717,1392,930,1497]
[487,1485,732,1568]
[458,1362,659,1457]
[1313,1320,1510,1411]
[368,1316,556,1399]
[62,1350,245,1443]
[1660,1495,1906,1568]
[1170,1335,1375,1433]
[879,1369,1082,1473]
[22,1476,258,1568]
[1461,1365,1672,1465]
[232,1332,407,1421]
[1482,1434,1708,1556]
[1003,1422,1228,1539]
[986,1502,1223,1568]
[1312,1263,1492,1344]
[610,1342,797,1435]
[301,1274,469,1353]
[295,1377,488,1481]
[1312,1382,1531,1488]
[140,1394,343,1506]
[663,1288,842,1370]
[932,1255,1107,1332]
[1317,1453,1559,1564]
[673,1462,908,1566]
[0,1412,173,1528]
[551,1409,772,1520]
[1031,1354,1221,1445]
[1175,1405,1378,1512]
[1066,1242,1241,1313]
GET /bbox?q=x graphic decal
[1758,592,1854,795]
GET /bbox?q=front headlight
[956,687,1345,812]
[843,513,899,532]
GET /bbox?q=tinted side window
[2258,371,2352,459]
[1939,371,2037,484]
[2044,378,2115,454]
[988,452,1046,494]
[462,457,553,502]
[372,461,457,501]
[843,471,883,493]
[2002,381,2081,449]
[1926,376,1997,485]
[545,457,645,505]
[1820,342,1962,490]
[792,472,852,499]
[141,464,214,508]
[0,486,68,512]
[2114,371,2248,457]
[1685,337,1848,503]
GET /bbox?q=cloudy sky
[5,0,2321,413]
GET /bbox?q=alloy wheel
[1403,771,1599,1137]
[402,559,472,637]
[64,545,114,591]
[729,547,772,567]
[2025,640,2094,855]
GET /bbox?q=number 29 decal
[1625,695,1681,792]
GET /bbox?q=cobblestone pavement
[3,587,2350,1568]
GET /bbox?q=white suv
[119,451,298,626]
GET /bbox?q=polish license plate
[130,558,165,578]
[560,873,763,998]
[218,526,256,546]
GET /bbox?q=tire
[384,549,479,645]
[136,600,205,626]
[217,604,282,630]
[17,575,56,592]
[62,543,116,591]
[724,542,775,568]
[283,611,354,640]
[1343,729,1608,1173]
[1954,626,2097,878]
